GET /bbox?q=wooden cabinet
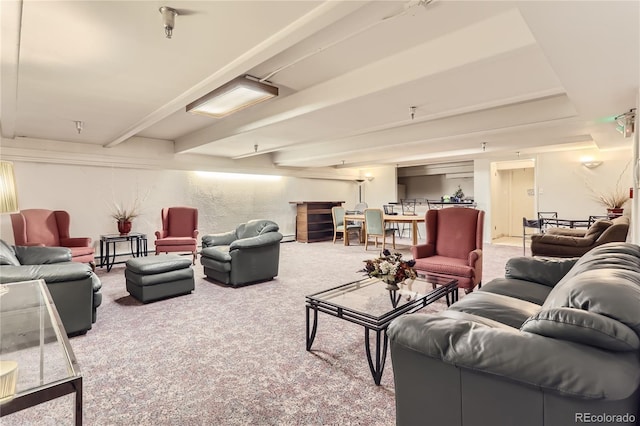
[290,201,344,243]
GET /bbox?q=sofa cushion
[448,291,541,328]
[480,278,551,305]
[504,256,577,287]
[583,219,612,239]
[544,268,640,336]
[521,307,639,352]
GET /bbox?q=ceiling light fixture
[186,75,279,118]
[74,121,83,134]
[481,142,487,152]
[614,108,636,138]
[159,6,178,39]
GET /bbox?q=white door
[509,168,535,237]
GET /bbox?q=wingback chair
[10,209,95,269]
[411,208,485,293]
[154,207,199,264]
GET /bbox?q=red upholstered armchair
[411,208,485,293]
[10,209,95,269]
[154,207,199,264]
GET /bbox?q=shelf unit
[290,201,344,243]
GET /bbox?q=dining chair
[522,217,543,255]
[331,207,361,244]
[363,208,395,251]
[383,205,400,237]
[537,211,558,232]
[400,199,420,239]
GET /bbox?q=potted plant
[111,201,140,235]
[587,162,630,218]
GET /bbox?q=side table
[99,233,148,272]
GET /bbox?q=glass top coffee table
[0,280,82,425]
[306,275,458,385]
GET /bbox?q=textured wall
[0,162,362,248]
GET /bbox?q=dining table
[344,213,425,246]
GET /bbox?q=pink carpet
[3,239,522,425]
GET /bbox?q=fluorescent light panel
[186,76,278,118]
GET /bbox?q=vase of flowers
[586,162,630,218]
[361,249,417,290]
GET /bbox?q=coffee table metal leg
[364,328,388,385]
[306,305,318,351]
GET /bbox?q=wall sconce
[186,75,278,118]
[0,161,19,213]
[365,173,374,182]
[581,160,603,169]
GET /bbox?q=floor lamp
[0,161,19,214]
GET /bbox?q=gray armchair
[200,219,283,286]
[0,239,102,336]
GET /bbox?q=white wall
[536,148,633,218]
[0,161,360,247]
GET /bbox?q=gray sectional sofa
[388,242,640,426]
[0,240,102,335]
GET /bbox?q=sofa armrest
[530,233,595,247]
[504,256,577,287]
[388,313,640,400]
[59,237,92,247]
[202,231,237,248]
[411,243,435,259]
[14,246,72,265]
[229,233,283,250]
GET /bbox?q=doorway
[491,160,536,246]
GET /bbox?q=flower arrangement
[110,197,141,222]
[362,249,417,287]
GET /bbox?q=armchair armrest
[155,230,168,239]
[468,248,481,266]
[388,313,640,400]
[14,246,72,265]
[60,237,92,247]
[504,256,577,287]
[201,231,237,248]
[229,233,283,250]
[192,230,199,239]
[530,234,595,247]
[411,243,435,259]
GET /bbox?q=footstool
[125,255,194,303]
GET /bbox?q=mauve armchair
[154,207,199,264]
[10,209,95,269]
[411,208,485,293]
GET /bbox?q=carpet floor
[3,239,522,425]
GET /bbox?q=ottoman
[125,255,194,303]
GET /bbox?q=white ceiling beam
[104,0,366,148]
[175,8,538,153]
[272,94,577,166]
